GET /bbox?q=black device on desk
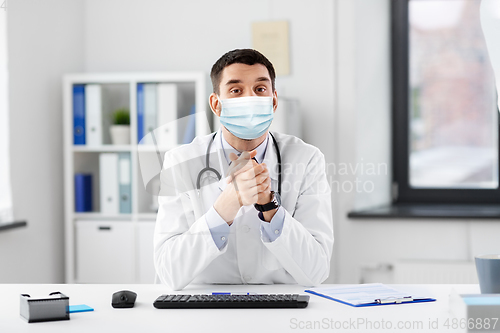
[153,294,310,309]
[112,290,137,308]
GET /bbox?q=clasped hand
[213,150,272,224]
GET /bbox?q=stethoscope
[196,132,282,195]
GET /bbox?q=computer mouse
[112,290,137,308]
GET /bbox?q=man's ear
[272,90,278,113]
[209,93,221,117]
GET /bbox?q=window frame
[391,0,500,204]
[0,3,14,223]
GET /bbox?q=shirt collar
[220,130,269,165]
[215,130,278,192]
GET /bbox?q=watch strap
[254,192,279,212]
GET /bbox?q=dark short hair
[210,49,276,95]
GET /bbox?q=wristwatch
[254,191,281,212]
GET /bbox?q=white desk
[1,284,482,332]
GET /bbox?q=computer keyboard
[153,294,310,309]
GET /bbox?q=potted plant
[110,108,130,145]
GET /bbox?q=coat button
[245,275,252,281]
[241,225,250,233]
[274,229,280,235]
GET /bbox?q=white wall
[335,0,500,284]
[0,0,336,283]
[0,0,84,283]
[8,0,495,286]
[83,0,337,283]
[83,0,335,158]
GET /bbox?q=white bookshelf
[63,72,209,283]
[72,145,133,152]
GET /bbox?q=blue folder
[137,83,144,143]
[74,173,92,212]
[305,284,436,307]
[73,84,86,145]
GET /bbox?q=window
[392,0,500,204]
[0,6,13,222]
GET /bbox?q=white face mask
[218,96,274,140]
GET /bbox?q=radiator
[393,260,478,284]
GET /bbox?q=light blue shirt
[220,129,268,165]
[205,131,285,249]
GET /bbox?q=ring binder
[376,297,414,304]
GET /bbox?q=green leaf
[112,108,130,125]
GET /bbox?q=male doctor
[154,49,333,290]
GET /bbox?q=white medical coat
[154,131,333,290]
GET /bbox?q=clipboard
[305,283,436,307]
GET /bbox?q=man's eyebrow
[225,79,242,86]
[225,77,270,86]
[256,77,270,83]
